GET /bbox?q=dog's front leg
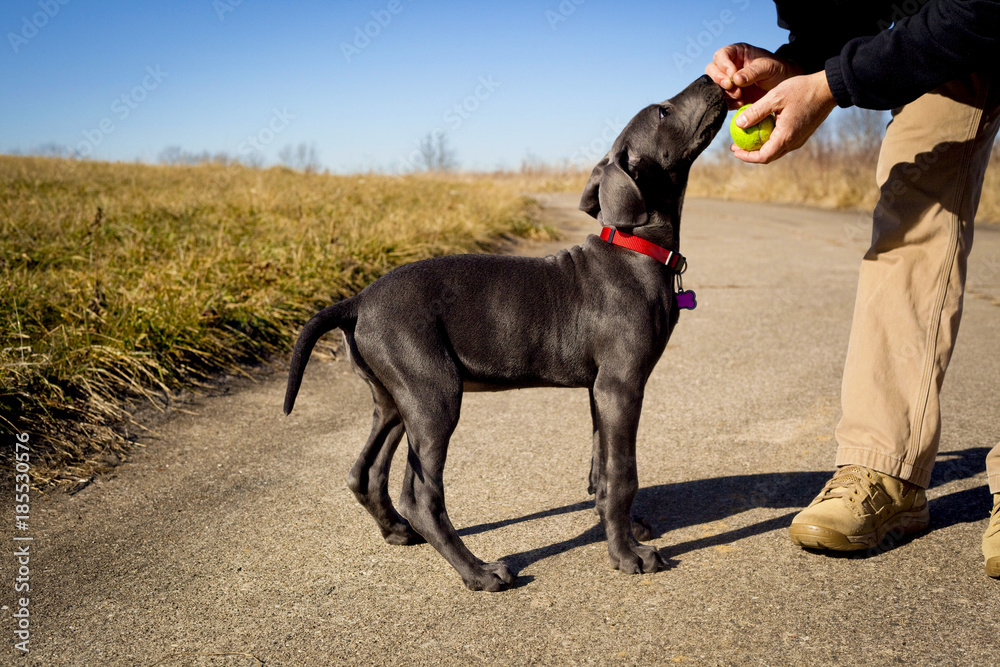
[589,387,656,542]
[591,373,665,575]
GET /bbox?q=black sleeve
[824,0,1000,109]
[773,1,887,74]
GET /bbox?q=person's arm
[704,0,891,109]
[825,0,1000,110]
[711,0,1000,163]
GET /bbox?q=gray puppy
[284,75,727,591]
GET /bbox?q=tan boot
[984,493,1000,578]
[789,465,929,551]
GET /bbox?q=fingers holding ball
[730,104,776,151]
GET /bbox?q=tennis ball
[730,104,775,151]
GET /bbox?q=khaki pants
[834,73,1000,493]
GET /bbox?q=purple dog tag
[676,290,697,310]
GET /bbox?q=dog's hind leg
[345,334,424,546]
[394,379,517,592]
[591,371,664,575]
[347,385,425,546]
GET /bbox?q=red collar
[600,227,686,272]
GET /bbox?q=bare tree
[416,132,457,172]
[35,142,72,158]
[837,107,889,159]
[278,142,321,173]
[242,151,265,168]
[520,150,545,175]
[158,145,184,164]
[299,143,321,174]
[159,146,245,166]
[6,143,72,158]
[277,144,294,167]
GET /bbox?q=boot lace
[818,465,874,502]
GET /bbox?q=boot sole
[789,508,929,552]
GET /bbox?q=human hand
[730,71,837,164]
[705,43,802,109]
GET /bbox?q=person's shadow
[456,447,992,576]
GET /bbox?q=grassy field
[0,157,557,486]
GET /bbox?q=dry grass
[688,139,1000,223]
[487,165,591,195]
[688,143,881,210]
[0,156,557,487]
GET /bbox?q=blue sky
[1,0,789,172]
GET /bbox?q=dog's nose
[690,74,726,106]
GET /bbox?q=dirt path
[5,195,1000,665]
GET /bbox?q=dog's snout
[704,80,726,106]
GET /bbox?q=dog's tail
[283,296,360,415]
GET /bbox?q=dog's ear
[578,150,648,228]
[579,153,608,219]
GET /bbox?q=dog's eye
[658,107,667,119]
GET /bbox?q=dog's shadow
[456,447,992,574]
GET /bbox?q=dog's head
[580,75,727,238]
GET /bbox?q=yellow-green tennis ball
[730,104,775,151]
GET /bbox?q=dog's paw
[462,561,517,592]
[609,542,665,575]
[382,521,426,546]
